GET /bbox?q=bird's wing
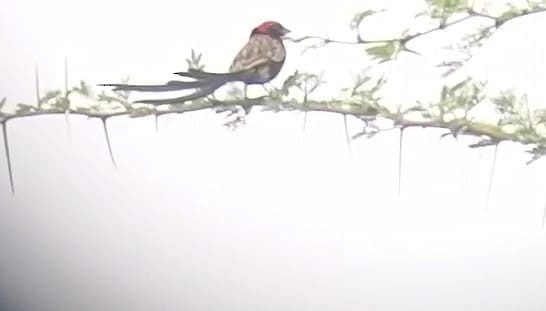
[98,80,211,92]
[229,34,285,73]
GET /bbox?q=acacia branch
[0,79,544,196]
[1,94,543,149]
[287,14,473,46]
[287,5,546,56]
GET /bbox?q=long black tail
[98,80,212,92]
[99,69,246,105]
[134,84,221,104]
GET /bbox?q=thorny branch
[1,78,544,155]
[1,2,546,195]
[0,82,544,197]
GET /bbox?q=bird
[99,21,290,105]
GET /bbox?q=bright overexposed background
[1,0,546,310]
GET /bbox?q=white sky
[1,0,546,310]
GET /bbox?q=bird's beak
[281,27,291,38]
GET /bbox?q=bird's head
[251,21,290,39]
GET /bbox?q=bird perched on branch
[100,21,290,105]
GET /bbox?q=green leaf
[370,75,387,95]
[414,11,429,18]
[404,106,427,113]
[186,49,205,71]
[74,107,92,114]
[350,75,372,96]
[426,0,466,11]
[498,8,520,22]
[492,91,517,114]
[426,0,467,18]
[350,9,382,30]
[39,90,62,106]
[74,81,93,97]
[436,61,464,77]
[440,86,448,101]
[129,107,154,118]
[366,41,399,62]
[534,109,546,123]
[52,97,70,110]
[280,71,303,95]
[450,77,471,93]
[15,103,37,114]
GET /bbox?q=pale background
[1,0,546,310]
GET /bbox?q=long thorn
[101,118,117,168]
[343,114,351,153]
[34,64,41,108]
[154,114,159,133]
[398,127,404,197]
[542,165,546,228]
[2,122,15,195]
[484,143,498,210]
[542,198,546,228]
[64,111,71,142]
[303,81,308,132]
[64,56,72,143]
[64,56,69,92]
